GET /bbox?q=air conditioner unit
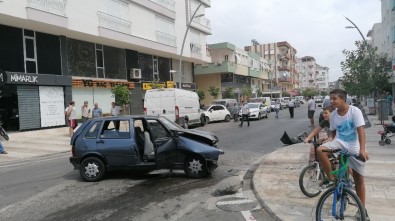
[130,68,141,79]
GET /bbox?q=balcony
[278,77,291,83]
[191,16,212,34]
[98,11,132,35]
[27,0,67,16]
[194,61,236,75]
[149,0,175,12]
[155,31,176,47]
[278,66,290,71]
[190,42,202,54]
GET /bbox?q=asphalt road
[0,105,315,221]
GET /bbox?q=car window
[147,119,171,141]
[217,105,224,110]
[100,120,130,139]
[84,121,102,139]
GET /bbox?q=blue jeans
[389,102,393,115]
[275,108,280,118]
[0,142,4,152]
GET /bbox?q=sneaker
[320,179,335,189]
[355,209,370,221]
[0,151,7,154]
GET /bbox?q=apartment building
[194,42,271,105]
[245,41,298,94]
[0,0,211,131]
[297,56,329,93]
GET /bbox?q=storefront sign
[142,81,175,90]
[0,71,39,85]
[175,82,196,90]
[72,79,134,89]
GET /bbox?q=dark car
[69,115,224,182]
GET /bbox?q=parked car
[239,102,268,120]
[211,99,239,119]
[69,115,224,182]
[203,104,231,123]
[291,98,300,107]
[314,96,324,108]
[278,98,288,109]
[249,97,271,113]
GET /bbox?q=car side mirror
[209,110,213,112]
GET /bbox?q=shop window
[67,39,96,78]
[103,45,126,80]
[96,44,105,78]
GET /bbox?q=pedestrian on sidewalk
[304,105,335,143]
[92,103,103,118]
[386,92,393,116]
[81,101,90,122]
[65,101,77,137]
[307,96,316,127]
[239,101,250,127]
[274,99,280,119]
[0,140,7,154]
[288,99,295,118]
[316,89,370,219]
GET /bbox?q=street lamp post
[267,60,274,99]
[178,1,204,89]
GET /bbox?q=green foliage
[208,86,220,99]
[282,91,290,97]
[149,80,163,89]
[111,85,130,106]
[301,88,316,97]
[256,88,263,97]
[223,87,236,99]
[241,85,252,98]
[341,41,391,97]
[197,89,205,101]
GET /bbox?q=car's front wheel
[200,115,206,126]
[184,156,208,179]
[80,157,106,182]
[224,114,231,122]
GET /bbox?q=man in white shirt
[288,99,295,118]
[307,96,316,127]
[111,102,121,130]
[239,101,250,127]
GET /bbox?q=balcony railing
[98,11,132,35]
[150,0,175,12]
[155,31,176,47]
[27,0,67,16]
[192,16,211,30]
[190,42,202,54]
[278,77,291,83]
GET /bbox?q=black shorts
[308,110,315,119]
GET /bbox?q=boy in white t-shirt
[317,89,369,212]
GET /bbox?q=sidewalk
[253,107,395,221]
[0,127,70,163]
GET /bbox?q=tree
[282,91,290,97]
[241,85,252,101]
[208,86,220,99]
[111,85,131,114]
[301,88,316,97]
[341,41,391,97]
[197,89,205,101]
[256,88,263,97]
[223,87,236,99]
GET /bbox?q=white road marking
[216,198,255,205]
[241,210,257,221]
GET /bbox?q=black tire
[385,138,391,144]
[379,140,385,146]
[200,115,206,126]
[0,127,9,141]
[205,116,210,124]
[257,113,261,120]
[80,157,106,182]
[316,187,366,221]
[224,114,231,122]
[184,155,208,179]
[299,164,324,197]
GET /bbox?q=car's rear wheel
[205,116,210,124]
[80,157,106,182]
[184,155,208,179]
[224,114,231,122]
[200,115,206,126]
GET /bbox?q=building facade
[0,0,211,131]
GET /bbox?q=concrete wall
[195,73,221,105]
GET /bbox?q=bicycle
[0,124,9,141]
[299,140,338,197]
[315,148,366,221]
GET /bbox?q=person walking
[65,101,77,137]
[232,103,239,122]
[316,89,370,220]
[81,101,90,122]
[307,96,316,127]
[274,99,280,119]
[111,102,121,116]
[287,99,295,118]
[91,103,103,118]
[386,92,393,116]
[239,101,250,127]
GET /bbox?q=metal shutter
[18,85,40,130]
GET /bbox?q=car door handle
[96,140,104,144]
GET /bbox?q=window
[85,122,103,139]
[106,0,129,20]
[100,120,130,139]
[23,29,37,73]
[96,44,105,78]
[155,16,176,46]
[146,119,170,141]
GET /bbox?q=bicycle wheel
[299,164,324,197]
[316,187,366,220]
[0,127,9,141]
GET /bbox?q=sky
[205,0,382,81]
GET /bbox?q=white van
[144,88,204,128]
